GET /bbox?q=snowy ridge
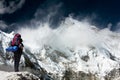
[0,17,120,79]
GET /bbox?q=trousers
[14,49,22,72]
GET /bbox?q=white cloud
[18,17,102,52]
[114,22,120,32]
[107,23,112,30]
[116,22,120,28]
[0,0,25,14]
[0,21,8,29]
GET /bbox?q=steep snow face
[1,17,120,79]
[0,31,14,55]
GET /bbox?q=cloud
[0,0,25,14]
[114,22,120,32]
[33,0,64,28]
[18,17,102,53]
[0,21,8,29]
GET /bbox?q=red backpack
[11,33,21,46]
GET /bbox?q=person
[10,33,24,72]
[13,38,24,72]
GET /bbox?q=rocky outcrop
[104,68,120,80]
[60,69,99,80]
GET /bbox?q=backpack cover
[11,33,21,46]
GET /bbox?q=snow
[0,71,39,80]
[0,71,10,80]
[1,17,120,79]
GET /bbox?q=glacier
[0,17,120,80]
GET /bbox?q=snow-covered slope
[0,71,40,80]
[0,17,120,80]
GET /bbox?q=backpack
[11,33,21,46]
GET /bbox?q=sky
[0,0,120,32]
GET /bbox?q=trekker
[13,38,24,72]
[11,33,24,72]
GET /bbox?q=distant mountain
[0,17,120,80]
